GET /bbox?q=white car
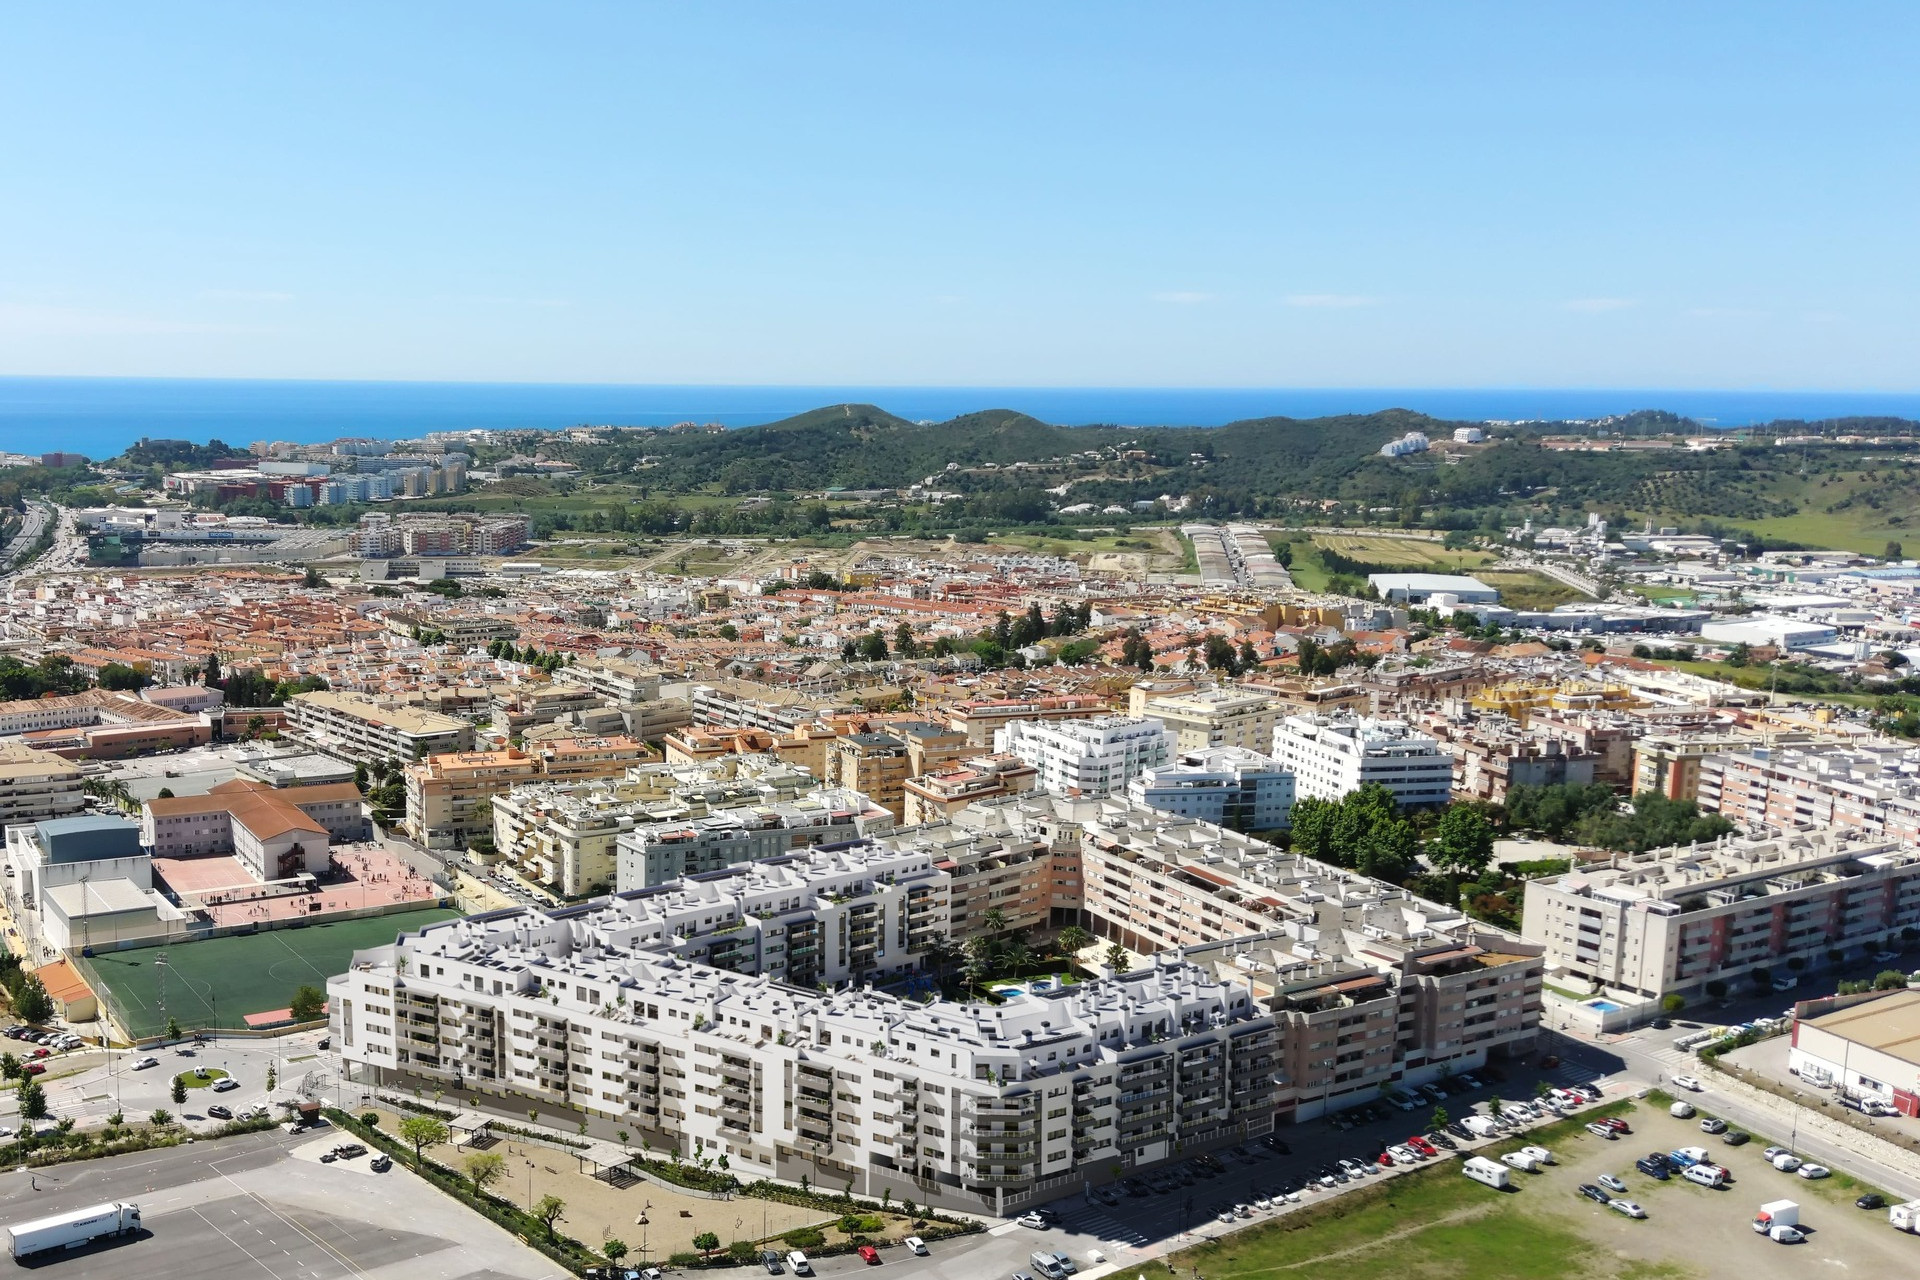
[1388,1144,1420,1163]
[1216,1209,1236,1224]
[131,1056,158,1070]
[1607,1199,1646,1219]
[1016,1213,1047,1229]
[1772,1154,1802,1173]
[905,1238,928,1257]
[212,1077,240,1092]
[1671,1075,1703,1092]
[1796,1163,1830,1180]
[1769,1225,1806,1244]
[1597,1174,1628,1194]
[1585,1123,1617,1139]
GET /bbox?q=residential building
[0,743,85,833]
[1696,746,1920,844]
[946,695,1111,748]
[1271,713,1453,808]
[286,690,475,763]
[613,788,895,891]
[402,750,541,851]
[1128,747,1295,831]
[902,755,1039,826]
[663,724,837,776]
[1520,827,1920,1001]
[329,924,1279,1213]
[822,723,969,819]
[993,716,1174,799]
[1130,684,1286,753]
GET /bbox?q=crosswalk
[1053,1200,1152,1248]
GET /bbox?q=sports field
[75,908,459,1039]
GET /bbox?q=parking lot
[0,1122,562,1280]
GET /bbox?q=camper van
[1462,1156,1511,1190]
[1889,1200,1920,1233]
[1500,1151,1543,1173]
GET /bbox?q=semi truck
[7,1201,143,1259]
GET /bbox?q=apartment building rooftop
[1545,826,1917,905]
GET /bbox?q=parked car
[1608,1199,1647,1219]
[1700,1117,1727,1134]
[1586,1123,1618,1139]
[1597,1173,1628,1193]
[1763,1146,1791,1162]
[1015,1213,1047,1229]
[1857,1194,1886,1211]
[206,1104,233,1120]
[23,1063,44,1076]
[1772,1155,1802,1173]
[1797,1164,1830,1180]
[1519,1145,1556,1166]
[1671,1075,1703,1092]
[1723,1131,1750,1146]
[1598,1117,1631,1134]
[1577,1183,1609,1204]
[371,1153,390,1172]
[1768,1225,1806,1244]
[763,1250,784,1273]
[857,1246,880,1265]
[1635,1156,1671,1180]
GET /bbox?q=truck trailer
[7,1201,143,1259]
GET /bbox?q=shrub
[783,1228,826,1250]
[838,1214,884,1234]
[361,1111,380,1128]
[669,1253,705,1268]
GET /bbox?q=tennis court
[74,908,460,1039]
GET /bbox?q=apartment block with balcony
[1131,684,1286,753]
[286,690,475,763]
[1271,713,1452,808]
[613,789,895,891]
[0,743,84,833]
[1128,747,1294,831]
[329,916,1278,1216]
[1696,745,1920,844]
[1520,826,1920,1000]
[994,716,1174,799]
[902,754,1039,825]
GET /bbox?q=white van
[1462,1115,1501,1137]
[1669,1101,1696,1119]
[1681,1164,1725,1189]
[1461,1156,1510,1189]
[1500,1151,1542,1173]
[787,1252,813,1275]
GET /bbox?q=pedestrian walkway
[1055,1200,1151,1249]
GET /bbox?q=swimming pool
[1585,999,1623,1013]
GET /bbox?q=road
[0,500,54,580]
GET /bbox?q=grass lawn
[174,1067,230,1089]
[1628,584,1699,605]
[1266,534,1330,591]
[1169,1102,1669,1280]
[1477,569,1584,612]
[1315,534,1495,572]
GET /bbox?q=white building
[1271,713,1453,808]
[3,816,185,952]
[1128,747,1295,831]
[1379,432,1431,458]
[1367,573,1499,605]
[1453,427,1485,444]
[328,923,1279,1213]
[994,716,1174,799]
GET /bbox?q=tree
[303,566,324,588]
[1887,540,1904,562]
[0,1053,18,1080]
[171,1076,188,1106]
[13,976,52,1025]
[1704,979,1728,1001]
[981,906,1007,937]
[203,651,222,687]
[14,1077,46,1121]
[1429,1106,1449,1131]
[693,1231,721,1256]
[156,787,175,800]
[1103,943,1132,974]
[151,1109,172,1126]
[533,1194,567,1240]
[1056,925,1095,957]
[1661,993,1687,1014]
[604,1240,629,1264]
[289,985,327,1022]
[96,661,151,691]
[855,631,888,662]
[465,1150,505,1195]
[893,621,919,658]
[399,1114,449,1162]
[165,1015,182,1042]
[1430,806,1496,880]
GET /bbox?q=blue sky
[3,3,1915,389]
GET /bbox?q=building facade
[1271,713,1453,808]
[993,716,1174,799]
[1128,747,1295,831]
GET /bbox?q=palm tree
[982,907,1008,938]
[1056,925,1095,958]
[1000,942,1033,977]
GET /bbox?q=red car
[1599,1117,1632,1134]
[27,1048,49,1059]
[1376,1150,1395,1166]
[23,1063,44,1075]
[857,1246,880,1265]
[1407,1136,1437,1156]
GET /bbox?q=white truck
[1753,1200,1798,1234]
[1890,1199,1920,1233]
[7,1201,143,1259]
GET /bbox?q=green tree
[1875,970,1909,991]
[151,1109,173,1126]
[165,1015,182,1041]
[1056,925,1095,956]
[1887,540,1904,562]
[533,1193,567,1240]
[1430,806,1496,880]
[0,1053,18,1080]
[171,1076,188,1106]
[855,631,888,662]
[693,1231,721,1256]
[15,1077,46,1121]
[399,1114,450,1163]
[1103,943,1132,974]
[12,976,52,1025]
[303,566,324,588]
[604,1240,629,1264]
[289,985,327,1022]
[1661,993,1687,1014]
[1429,1105,1449,1131]
[465,1150,505,1195]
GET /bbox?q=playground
[74,907,459,1039]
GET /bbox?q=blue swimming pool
[1585,999,1623,1013]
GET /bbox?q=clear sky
[4,3,1915,390]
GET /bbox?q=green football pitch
[75,909,459,1039]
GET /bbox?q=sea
[4,376,1920,459]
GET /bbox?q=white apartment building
[286,690,475,763]
[994,716,1173,799]
[1270,713,1453,808]
[1520,827,1920,1001]
[1128,747,1295,831]
[330,922,1278,1214]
